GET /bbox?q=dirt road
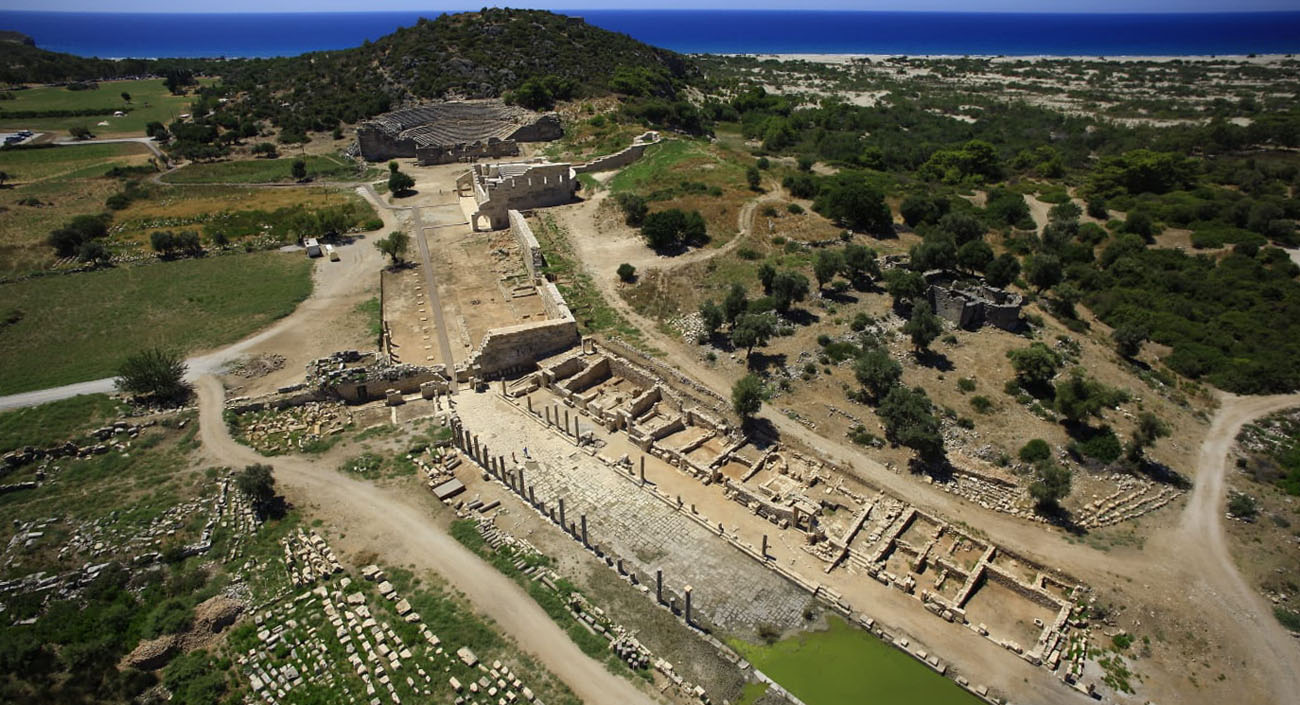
[1174,391,1300,703]
[194,376,657,705]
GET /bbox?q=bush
[115,347,189,403]
[1019,438,1052,464]
[1228,492,1258,520]
[957,377,976,393]
[971,395,993,414]
[616,263,636,282]
[1069,426,1123,465]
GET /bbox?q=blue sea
[2,10,1299,59]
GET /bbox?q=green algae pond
[730,616,982,705]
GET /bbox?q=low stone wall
[508,210,545,279]
[573,141,651,174]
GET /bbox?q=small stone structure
[356,100,562,164]
[924,270,1023,331]
[458,160,578,231]
[305,350,451,404]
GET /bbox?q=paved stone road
[457,391,809,633]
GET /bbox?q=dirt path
[194,376,658,705]
[554,180,783,284]
[410,205,459,391]
[1172,391,1300,703]
[54,135,166,160]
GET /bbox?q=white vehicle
[304,238,322,257]
[324,244,339,261]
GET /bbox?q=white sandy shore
[725,52,1294,64]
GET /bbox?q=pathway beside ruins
[194,376,659,705]
[410,205,459,392]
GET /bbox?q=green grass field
[162,154,379,185]
[0,393,126,453]
[0,142,152,183]
[0,251,313,394]
[730,617,981,705]
[0,78,204,138]
[607,139,697,194]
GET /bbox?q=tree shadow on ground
[824,290,859,305]
[746,351,787,373]
[742,417,780,449]
[913,349,954,372]
[782,308,820,327]
[1033,502,1086,536]
[1134,459,1191,489]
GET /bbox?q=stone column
[563,409,570,436]
[762,534,769,558]
[526,396,533,413]
[639,456,646,485]
[559,498,566,532]
[545,406,552,426]
[528,485,536,505]
[580,514,588,547]
[684,585,693,625]
[518,467,526,491]
[656,569,663,604]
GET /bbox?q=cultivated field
[0,78,205,138]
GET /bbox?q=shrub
[1019,438,1052,464]
[616,263,636,283]
[115,347,189,403]
[957,377,976,393]
[787,203,804,214]
[971,395,993,414]
[1069,426,1123,465]
[1228,492,1258,520]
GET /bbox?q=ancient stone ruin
[458,131,660,231]
[924,270,1024,331]
[458,160,578,231]
[355,100,562,165]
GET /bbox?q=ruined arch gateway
[355,100,563,165]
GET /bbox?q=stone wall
[509,210,545,279]
[416,139,520,166]
[573,132,660,174]
[468,162,577,231]
[464,319,580,381]
[356,126,414,162]
[923,270,1023,332]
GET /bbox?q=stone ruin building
[355,100,562,165]
[458,131,661,232]
[924,270,1024,331]
[458,160,578,231]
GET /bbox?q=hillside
[211,8,697,136]
[0,36,207,85]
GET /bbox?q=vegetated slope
[214,8,696,132]
[0,36,206,84]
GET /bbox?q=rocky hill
[213,9,697,135]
